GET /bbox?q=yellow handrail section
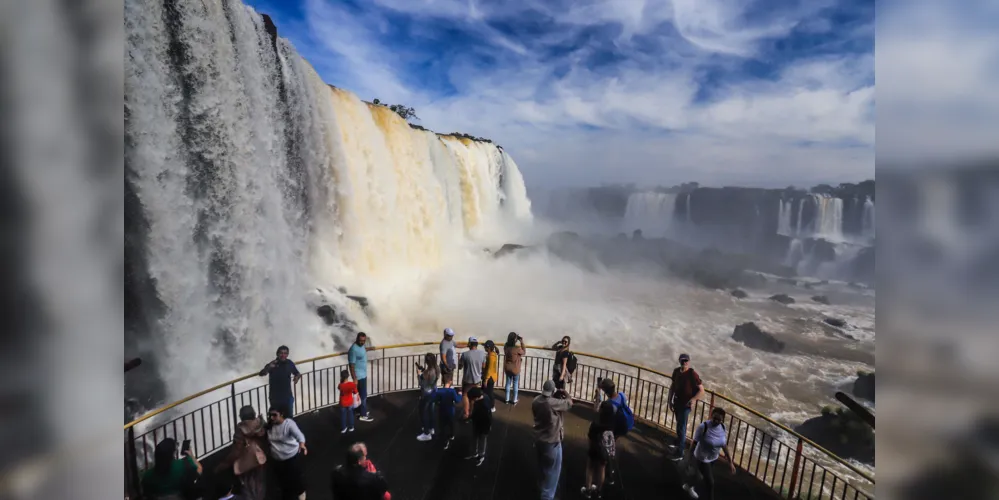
[125,341,874,485]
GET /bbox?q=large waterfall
[125,0,531,397]
[810,194,844,240]
[623,192,677,237]
[777,199,794,236]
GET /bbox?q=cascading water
[777,199,794,236]
[811,194,844,241]
[796,198,806,235]
[623,192,678,237]
[861,196,875,241]
[125,0,531,398]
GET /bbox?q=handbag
[233,437,267,475]
[352,392,361,409]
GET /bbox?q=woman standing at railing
[503,332,525,404]
[416,353,439,442]
[552,336,573,390]
[266,406,308,500]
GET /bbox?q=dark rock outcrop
[493,243,526,258]
[796,406,875,465]
[732,322,786,353]
[346,295,369,308]
[812,295,830,304]
[769,294,795,305]
[824,317,847,328]
[853,371,875,401]
[803,238,837,264]
[851,246,875,284]
[731,289,748,299]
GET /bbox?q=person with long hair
[415,352,439,441]
[503,332,525,404]
[216,406,267,500]
[141,437,202,499]
[553,336,572,390]
[682,407,736,500]
[266,406,308,500]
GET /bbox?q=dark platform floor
[204,390,782,500]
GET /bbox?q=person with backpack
[597,378,635,438]
[503,332,525,404]
[216,406,267,500]
[581,402,616,499]
[552,336,576,390]
[667,353,703,459]
[415,353,439,441]
[681,407,736,500]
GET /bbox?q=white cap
[468,336,478,343]
[443,328,454,337]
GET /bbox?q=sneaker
[491,407,496,413]
[444,440,451,450]
[465,454,480,460]
[430,428,435,436]
[417,433,432,442]
[476,456,485,467]
[359,415,374,422]
[683,484,699,499]
[341,428,348,434]
[348,427,355,432]
[513,399,518,404]
[580,487,592,498]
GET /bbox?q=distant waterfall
[623,192,677,237]
[125,0,532,397]
[777,199,794,236]
[811,194,844,240]
[686,193,692,223]
[861,196,875,240]
[785,238,804,268]
[795,198,806,235]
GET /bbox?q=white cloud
[292,0,875,188]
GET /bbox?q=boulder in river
[824,317,847,328]
[731,289,748,299]
[769,294,795,305]
[732,322,786,353]
[853,371,875,401]
[811,295,830,305]
[795,406,875,465]
[494,243,526,258]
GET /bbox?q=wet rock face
[769,293,795,304]
[493,243,526,258]
[853,371,875,401]
[824,317,847,328]
[796,406,875,465]
[812,295,830,304]
[732,322,786,353]
[731,289,748,299]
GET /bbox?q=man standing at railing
[259,345,301,417]
[349,332,375,422]
[533,380,573,500]
[667,353,703,459]
[439,328,457,375]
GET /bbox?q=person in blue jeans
[433,372,462,449]
[349,332,375,422]
[415,353,439,441]
[532,380,573,500]
[259,345,301,417]
[503,332,525,404]
[337,369,357,433]
[667,353,703,459]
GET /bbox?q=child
[432,372,462,449]
[466,386,491,466]
[337,369,357,433]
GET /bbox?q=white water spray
[623,192,678,237]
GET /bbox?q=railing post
[787,437,804,499]
[125,426,140,500]
[709,392,715,413]
[230,383,238,428]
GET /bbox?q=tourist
[349,332,375,422]
[338,369,358,434]
[552,336,573,390]
[266,406,308,500]
[439,328,457,375]
[331,442,391,500]
[416,353,439,441]
[259,345,302,417]
[216,405,267,500]
[503,332,525,404]
[432,372,462,449]
[581,402,616,499]
[465,386,491,466]
[532,380,573,500]
[214,471,244,500]
[458,337,486,419]
[141,437,202,499]
[483,339,500,387]
[681,407,736,500]
[667,353,703,458]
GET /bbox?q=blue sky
[245,0,876,189]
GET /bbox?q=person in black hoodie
[331,442,389,500]
[464,386,491,467]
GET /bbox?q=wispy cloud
[250,0,876,188]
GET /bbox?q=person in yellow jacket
[483,340,500,387]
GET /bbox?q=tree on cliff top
[372,98,419,122]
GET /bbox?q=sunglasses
[679,359,690,363]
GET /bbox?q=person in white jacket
[267,406,308,499]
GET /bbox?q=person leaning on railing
[259,345,302,418]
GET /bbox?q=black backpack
[566,352,578,374]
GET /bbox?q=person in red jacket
[338,370,358,433]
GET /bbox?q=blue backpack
[608,392,635,436]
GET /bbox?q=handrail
[124,341,873,485]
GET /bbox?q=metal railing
[124,343,874,500]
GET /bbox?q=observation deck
[124,344,874,500]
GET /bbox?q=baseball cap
[443,328,454,337]
[678,353,690,362]
[541,380,556,397]
[468,336,478,344]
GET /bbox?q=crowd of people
[139,332,737,500]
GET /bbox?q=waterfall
[785,238,804,268]
[777,199,794,236]
[795,198,806,235]
[685,193,693,223]
[125,0,532,397]
[861,196,875,240]
[623,192,677,237]
[811,194,844,241]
